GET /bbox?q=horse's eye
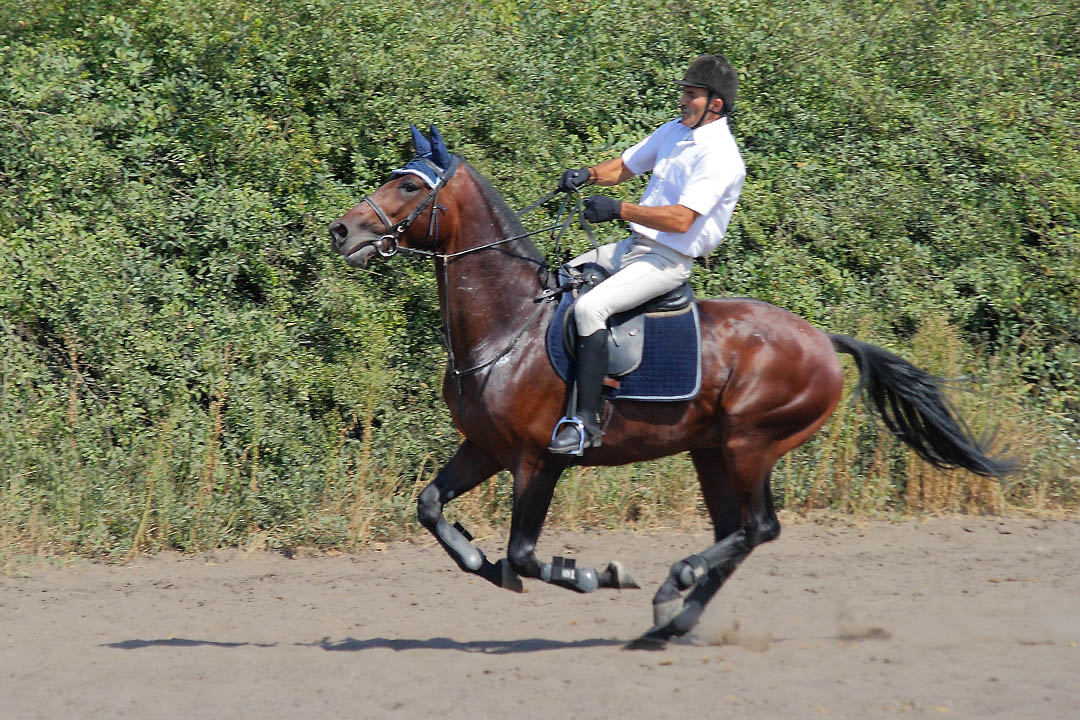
[400,180,420,193]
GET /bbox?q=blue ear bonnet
[391,124,453,188]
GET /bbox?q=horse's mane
[459,158,546,266]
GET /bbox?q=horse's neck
[437,176,547,369]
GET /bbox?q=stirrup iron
[549,416,588,456]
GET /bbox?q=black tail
[830,334,1017,477]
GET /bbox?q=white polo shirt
[621,117,745,258]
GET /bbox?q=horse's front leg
[506,455,639,593]
[417,440,521,591]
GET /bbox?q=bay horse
[329,126,1013,647]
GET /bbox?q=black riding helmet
[675,54,737,119]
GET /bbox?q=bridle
[357,154,594,265]
[359,155,461,259]
[356,153,555,408]
[351,155,595,406]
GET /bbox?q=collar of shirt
[688,116,730,144]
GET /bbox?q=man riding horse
[548,54,746,455]
[329,54,1012,646]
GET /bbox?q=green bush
[1,0,1077,558]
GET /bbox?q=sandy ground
[2,515,1078,720]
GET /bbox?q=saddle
[545,264,702,401]
[564,263,694,376]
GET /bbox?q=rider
[548,53,746,455]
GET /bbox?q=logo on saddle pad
[545,264,702,402]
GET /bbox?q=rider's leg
[548,238,693,455]
[548,328,608,454]
[572,237,693,336]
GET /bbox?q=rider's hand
[557,167,593,193]
[583,195,622,223]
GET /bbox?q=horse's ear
[428,125,451,169]
[409,124,432,157]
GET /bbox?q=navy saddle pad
[545,286,702,402]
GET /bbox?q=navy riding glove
[557,167,592,193]
[583,195,622,223]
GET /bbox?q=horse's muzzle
[329,222,380,268]
[345,242,379,268]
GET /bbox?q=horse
[329,126,1014,647]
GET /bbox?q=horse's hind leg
[417,440,521,591]
[629,448,780,648]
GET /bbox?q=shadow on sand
[103,636,628,654]
[103,638,278,649]
[310,636,627,654]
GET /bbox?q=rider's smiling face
[678,86,723,127]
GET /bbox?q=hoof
[624,634,668,651]
[628,597,708,650]
[625,621,679,650]
[478,558,523,593]
[495,558,524,593]
[599,561,640,590]
[626,614,686,651]
[652,597,682,628]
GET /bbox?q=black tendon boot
[548,330,608,455]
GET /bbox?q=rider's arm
[619,203,699,234]
[588,157,636,186]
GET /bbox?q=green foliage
[1,0,1077,557]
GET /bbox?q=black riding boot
[548,330,608,455]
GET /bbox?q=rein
[377,185,595,264]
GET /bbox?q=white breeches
[568,234,694,336]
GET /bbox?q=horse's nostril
[330,222,347,246]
